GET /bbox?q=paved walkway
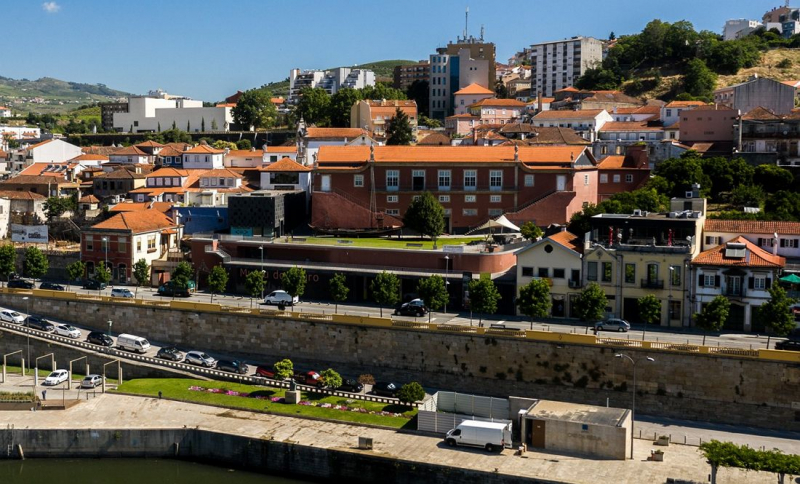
[0,391,785,484]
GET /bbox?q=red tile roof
[260,157,311,172]
[79,194,100,203]
[305,128,365,139]
[90,211,176,233]
[199,168,243,178]
[109,201,174,214]
[70,153,109,162]
[316,145,590,165]
[111,146,149,156]
[692,236,785,268]
[599,121,665,132]
[183,145,224,154]
[0,190,46,201]
[147,167,190,178]
[548,230,582,253]
[454,83,495,95]
[704,219,800,236]
[156,146,184,157]
[135,140,165,148]
[532,109,606,119]
[665,101,708,108]
[468,98,527,108]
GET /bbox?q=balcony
[723,286,746,298]
[641,279,664,289]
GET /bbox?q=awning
[467,215,521,234]
[780,273,800,284]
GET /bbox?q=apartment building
[393,61,430,90]
[714,76,796,115]
[350,100,418,140]
[288,67,376,104]
[527,37,603,97]
[428,36,496,120]
[112,96,233,133]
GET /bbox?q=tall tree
[757,285,797,348]
[360,83,407,101]
[328,88,363,128]
[468,276,502,325]
[575,282,608,322]
[329,273,349,314]
[0,244,16,286]
[638,294,662,339]
[94,261,112,292]
[245,270,265,308]
[23,246,48,281]
[132,259,149,297]
[207,265,229,304]
[683,58,717,100]
[516,279,551,329]
[295,87,331,126]
[406,80,429,117]
[754,164,793,192]
[402,192,445,245]
[695,295,730,345]
[171,261,193,292]
[65,260,85,291]
[416,275,449,322]
[232,89,278,130]
[371,271,400,317]
[386,107,413,145]
[281,266,306,307]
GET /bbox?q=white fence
[417,391,512,434]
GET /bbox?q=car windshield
[11,312,20,317]
[65,326,75,331]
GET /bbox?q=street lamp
[259,246,265,300]
[668,266,675,326]
[22,297,29,363]
[444,255,450,314]
[102,236,109,272]
[615,353,655,460]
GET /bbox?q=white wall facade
[113,97,233,133]
[30,139,83,163]
[182,153,224,169]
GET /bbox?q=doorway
[529,419,546,448]
[552,296,565,317]
[556,175,566,191]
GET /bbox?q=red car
[255,365,280,379]
[293,370,323,387]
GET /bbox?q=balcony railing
[723,286,746,297]
[641,279,664,289]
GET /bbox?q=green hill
[0,76,131,115]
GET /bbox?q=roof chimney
[514,144,519,162]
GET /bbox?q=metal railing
[641,279,664,289]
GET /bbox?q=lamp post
[22,296,30,363]
[107,320,112,338]
[668,266,675,326]
[615,353,654,460]
[102,236,109,273]
[444,255,450,314]
[259,246,265,301]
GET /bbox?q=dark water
[0,458,314,484]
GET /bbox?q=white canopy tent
[467,215,521,235]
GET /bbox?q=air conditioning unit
[633,209,642,216]
[685,191,693,198]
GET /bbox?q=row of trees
[294,83,408,128]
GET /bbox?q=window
[553,268,565,279]
[118,237,127,253]
[412,195,420,201]
[524,174,534,187]
[626,174,635,183]
[587,262,598,281]
[386,170,399,191]
[489,170,502,190]
[172,177,179,186]
[488,208,503,216]
[670,265,682,286]
[703,274,715,287]
[522,267,534,277]
[85,235,93,251]
[439,195,450,203]
[780,238,799,248]
[668,300,680,321]
[156,178,162,186]
[147,235,157,252]
[613,174,620,183]
[600,174,608,183]
[538,267,549,278]
[385,209,399,215]
[136,238,142,253]
[386,195,398,203]
[490,195,501,203]
[602,262,612,282]
[412,170,425,191]
[219,178,226,186]
[354,175,364,187]
[438,170,451,190]
[465,195,476,203]
[462,208,477,216]
[584,174,589,185]
[463,170,477,190]
[754,277,766,290]
[666,109,672,117]
[625,263,635,284]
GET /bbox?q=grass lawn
[114,378,417,429]
[281,236,484,250]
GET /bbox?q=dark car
[25,315,54,332]
[293,370,323,387]
[157,346,183,361]
[86,331,114,347]
[394,299,428,317]
[775,339,800,351]
[157,282,190,297]
[39,282,65,291]
[216,359,249,374]
[83,280,107,290]
[337,378,364,393]
[372,381,400,398]
[8,279,35,289]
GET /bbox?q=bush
[777,58,793,69]
[320,368,342,389]
[396,382,425,405]
[358,374,375,385]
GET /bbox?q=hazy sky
[1,0,781,101]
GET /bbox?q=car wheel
[485,444,494,452]
[446,439,456,447]
[596,326,603,331]
[416,311,423,317]
[618,327,624,332]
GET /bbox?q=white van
[444,420,512,452]
[116,333,151,354]
[264,290,299,306]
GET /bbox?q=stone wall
[1,293,798,431]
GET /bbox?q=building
[224,147,297,168]
[227,191,307,238]
[531,109,613,141]
[610,105,661,122]
[187,168,251,207]
[714,76,796,115]
[735,106,800,165]
[350,100,418,141]
[702,219,800,262]
[312,145,599,233]
[17,139,83,165]
[465,98,527,125]
[678,105,738,144]
[0,190,46,225]
[81,210,182,284]
[527,37,604,97]
[100,102,128,132]
[723,19,763,40]
[288,67,376,104]
[182,144,224,170]
[130,168,199,204]
[0,175,78,197]
[762,6,800,37]
[296,120,374,166]
[0,106,11,118]
[393,61,430,90]
[112,96,233,133]
[516,229,583,318]
[428,36,496,120]
[595,147,650,201]
[691,237,784,332]
[550,90,644,113]
[92,167,147,200]
[594,121,667,159]
[660,101,707,127]
[259,157,312,195]
[108,146,153,165]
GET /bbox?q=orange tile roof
[704,219,800,236]
[147,167,190,178]
[597,156,626,169]
[135,140,165,148]
[199,168,243,178]
[634,105,662,114]
[365,100,418,108]
[691,236,785,268]
[109,202,174,214]
[532,109,606,119]
[548,230,582,253]
[111,146,149,156]
[271,97,285,104]
[539,97,555,103]
[184,144,224,154]
[19,163,70,177]
[260,157,311,172]
[316,145,590,165]
[599,121,665,132]
[156,146,184,157]
[79,194,100,203]
[0,190,46,201]
[613,107,638,114]
[468,98,527,108]
[90,211,176,233]
[216,103,237,108]
[446,114,479,119]
[742,106,780,120]
[305,127,364,139]
[225,149,264,158]
[555,86,578,93]
[454,83,495,95]
[665,101,708,108]
[69,153,109,162]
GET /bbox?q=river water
[0,458,314,484]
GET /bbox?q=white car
[185,351,216,367]
[0,309,24,324]
[264,290,299,306]
[110,288,134,298]
[43,369,68,386]
[80,374,103,388]
[54,324,81,339]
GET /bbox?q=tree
[329,273,349,313]
[370,271,400,317]
[328,88,363,127]
[23,246,48,281]
[701,157,754,201]
[65,260,85,290]
[211,118,218,131]
[94,261,111,291]
[132,259,149,296]
[683,58,717,100]
[468,276,501,325]
[516,279,551,329]
[187,120,191,132]
[236,139,252,150]
[386,107,413,145]
[575,67,621,91]
[207,265,229,304]
[281,266,306,307]
[396,381,425,406]
[295,87,331,126]
[575,282,607,322]
[232,89,278,130]
[520,221,543,241]
[654,153,710,198]
[754,164,793,193]
[406,80,429,117]
[416,275,449,322]
[212,140,237,150]
[360,83,407,101]
[494,80,508,99]
[417,115,441,128]
[695,295,730,345]
[157,122,161,132]
[201,117,205,131]
[609,31,616,40]
[0,244,16,286]
[757,285,797,348]
[402,192,445,245]
[638,294,662,339]
[273,358,294,380]
[319,368,342,389]
[245,270,265,308]
[43,196,76,219]
[171,261,193,293]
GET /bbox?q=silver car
[594,318,631,333]
[185,351,215,367]
[54,324,81,339]
[80,374,103,388]
[0,309,24,324]
[111,288,134,298]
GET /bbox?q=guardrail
[0,287,797,364]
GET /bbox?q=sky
[0,0,785,101]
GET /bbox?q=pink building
[453,83,495,115]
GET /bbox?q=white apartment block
[723,19,763,40]
[112,96,233,133]
[288,67,376,104]
[429,48,491,120]
[527,36,603,97]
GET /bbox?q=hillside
[717,49,800,88]
[0,76,131,115]
[258,59,416,96]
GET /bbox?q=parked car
[43,369,69,386]
[371,381,400,397]
[264,290,298,306]
[157,346,183,361]
[337,378,364,393]
[86,331,114,347]
[80,374,103,389]
[594,318,630,333]
[83,280,107,290]
[185,351,215,367]
[216,359,249,374]
[157,281,190,297]
[775,339,800,351]
[39,282,65,291]
[255,365,279,379]
[7,279,34,289]
[0,309,24,324]
[25,315,55,332]
[444,421,512,452]
[293,370,323,387]
[394,299,428,317]
[110,288,134,298]
[54,324,81,339]
[116,333,151,353]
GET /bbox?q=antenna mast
[464,7,469,40]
